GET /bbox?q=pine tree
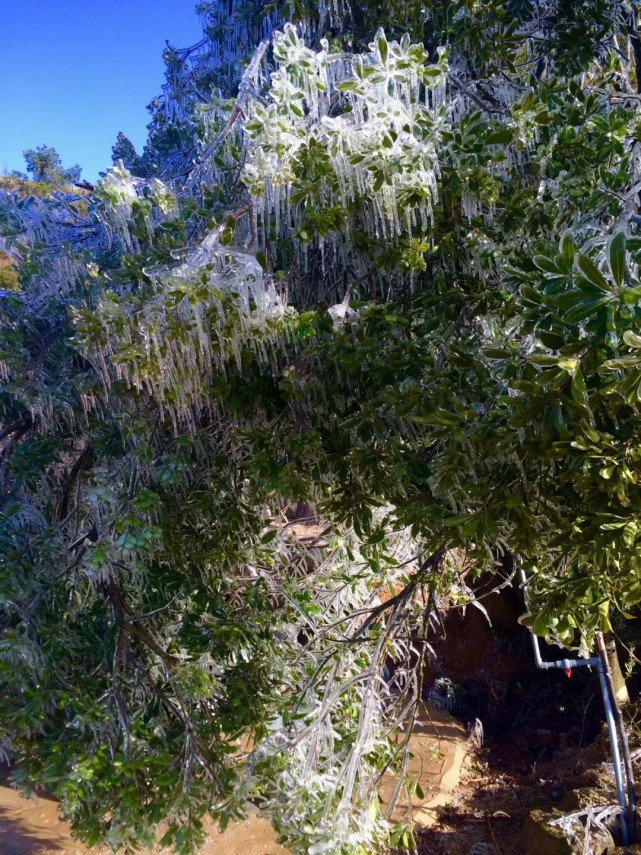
[22,144,82,185]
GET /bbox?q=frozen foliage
[186,37,271,193]
[97,163,141,253]
[550,804,622,852]
[80,218,291,432]
[243,27,447,252]
[3,2,641,854]
[232,518,443,854]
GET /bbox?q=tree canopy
[1,1,641,853]
[22,144,82,185]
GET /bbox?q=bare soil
[0,707,468,855]
[0,767,287,855]
[410,726,636,855]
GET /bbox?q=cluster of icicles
[242,514,436,854]
[85,197,292,433]
[243,26,447,247]
[236,18,565,302]
[0,10,541,435]
[0,190,100,306]
[159,0,282,124]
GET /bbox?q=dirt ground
[2,703,635,855]
[0,766,288,855]
[0,706,469,855]
[410,725,638,855]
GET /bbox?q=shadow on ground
[0,793,66,855]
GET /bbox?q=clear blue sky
[0,0,204,182]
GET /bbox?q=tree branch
[350,549,446,639]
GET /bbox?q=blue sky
[1,0,203,182]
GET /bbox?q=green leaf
[576,254,610,292]
[378,32,388,65]
[219,225,234,246]
[580,421,600,442]
[538,331,565,350]
[608,231,626,287]
[520,285,542,304]
[533,255,560,274]
[602,354,641,369]
[559,231,575,265]
[622,286,641,305]
[623,522,637,548]
[444,514,472,527]
[533,613,549,636]
[600,465,615,479]
[337,79,360,92]
[482,348,511,359]
[623,330,641,349]
[571,368,587,401]
[563,298,610,323]
[486,127,513,145]
[599,603,612,633]
[558,355,578,372]
[528,354,558,366]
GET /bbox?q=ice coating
[243,25,447,248]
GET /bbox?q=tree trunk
[606,633,630,707]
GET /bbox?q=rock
[524,809,575,855]
[585,825,616,854]
[561,787,614,811]
[524,808,615,855]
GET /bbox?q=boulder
[379,704,469,827]
[524,809,575,855]
[561,787,614,811]
[524,808,615,855]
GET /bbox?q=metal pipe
[517,568,630,844]
[596,631,638,841]
[595,657,629,842]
